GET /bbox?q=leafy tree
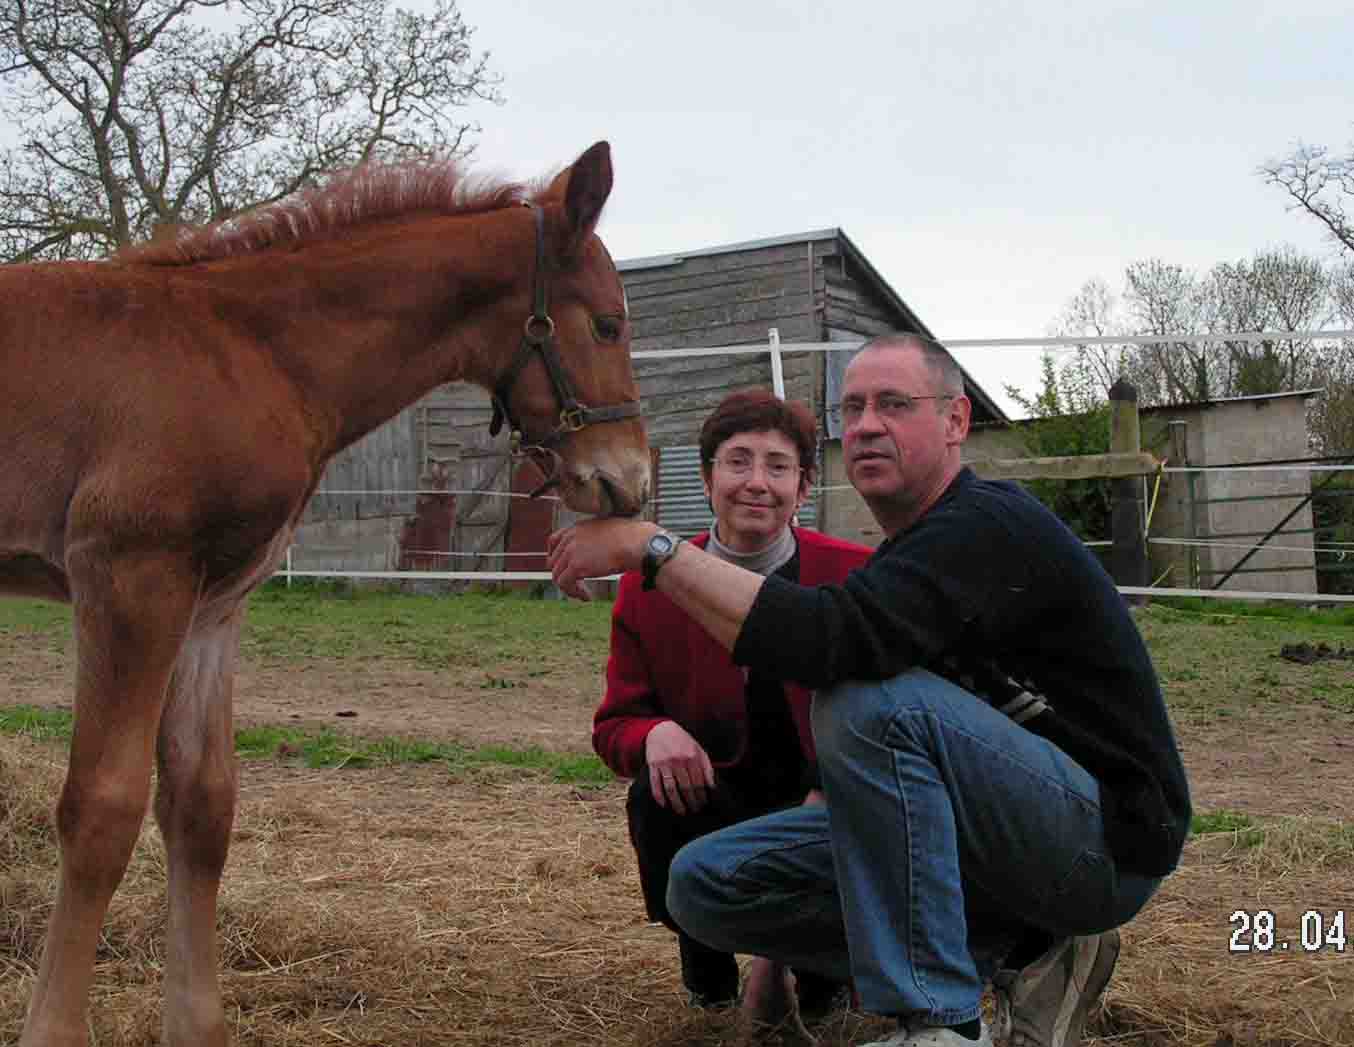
[1004,353,1112,542]
[0,0,501,261]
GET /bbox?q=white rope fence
[280,329,1354,603]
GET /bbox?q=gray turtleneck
[705,523,797,577]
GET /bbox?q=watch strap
[641,531,681,591]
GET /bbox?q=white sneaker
[862,1023,993,1047]
[992,930,1120,1047]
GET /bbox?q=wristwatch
[641,529,683,590]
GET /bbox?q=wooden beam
[967,451,1161,482]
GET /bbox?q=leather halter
[488,204,642,494]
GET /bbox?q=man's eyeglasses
[840,392,954,423]
[712,453,802,480]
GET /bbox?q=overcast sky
[446,0,1350,415]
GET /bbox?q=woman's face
[703,428,809,553]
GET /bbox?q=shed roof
[618,227,1009,424]
[1140,388,1324,413]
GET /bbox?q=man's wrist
[640,526,683,590]
[633,522,660,570]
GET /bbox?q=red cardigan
[593,527,873,779]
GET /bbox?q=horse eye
[592,314,624,343]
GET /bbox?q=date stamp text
[1229,909,1348,953]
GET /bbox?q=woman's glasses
[712,453,802,480]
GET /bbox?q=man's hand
[644,720,716,816]
[547,518,658,600]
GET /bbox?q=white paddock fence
[276,330,1354,604]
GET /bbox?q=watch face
[650,533,675,555]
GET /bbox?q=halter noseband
[488,204,642,495]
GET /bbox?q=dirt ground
[9,641,1350,821]
[0,644,605,753]
[4,641,1353,1046]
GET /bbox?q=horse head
[485,141,651,518]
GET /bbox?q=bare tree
[1311,261,1354,454]
[1051,277,1129,397]
[1260,139,1354,257]
[1206,247,1330,395]
[1122,259,1219,403]
[0,0,502,261]
[1038,249,1340,409]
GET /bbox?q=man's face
[840,346,969,513]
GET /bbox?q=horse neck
[239,208,526,457]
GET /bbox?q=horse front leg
[20,552,198,1047]
[154,607,243,1047]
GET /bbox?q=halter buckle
[523,314,554,344]
[559,406,588,432]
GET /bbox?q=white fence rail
[278,329,1354,604]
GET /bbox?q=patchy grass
[0,706,610,787]
[0,586,615,672]
[1136,602,1354,723]
[0,599,73,647]
[1191,808,1264,847]
[1150,596,1354,626]
[0,704,73,743]
[240,585,615,670]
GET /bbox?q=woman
[593,388,871,1025]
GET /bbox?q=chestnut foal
[0,141,649,1047]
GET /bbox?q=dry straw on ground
[2,733,1350,1047]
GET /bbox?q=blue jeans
[667,669,1161,1026]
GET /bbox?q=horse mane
[118,159,554,266]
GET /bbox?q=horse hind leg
[20,552,200,1047]
[153,605,244,1047]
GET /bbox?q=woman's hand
[644,721,716,816]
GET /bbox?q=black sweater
[733,468,1192,877]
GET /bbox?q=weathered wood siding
[411,384,513,569]
[303,412,418,523]
[820,246,913,338]
[623,237,833,448]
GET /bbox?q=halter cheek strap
[488,205,642,494]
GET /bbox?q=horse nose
[600,463,649,517]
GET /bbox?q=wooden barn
[620,229,1006,539]
[289,228,1009,575]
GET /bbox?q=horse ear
[558,141,613,258]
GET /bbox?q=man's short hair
[855,333,965,398]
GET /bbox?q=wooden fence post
[1109,379,1148,601]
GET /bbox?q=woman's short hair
[698,388,817,483]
